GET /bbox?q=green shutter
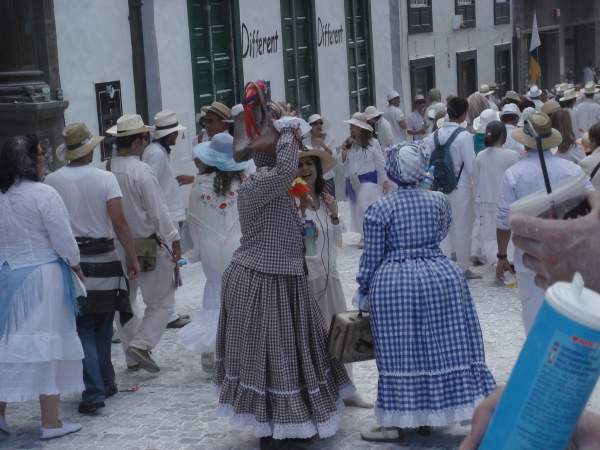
[346,0,374,113]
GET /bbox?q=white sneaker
[0,416,12,435]
[40,421,82,440]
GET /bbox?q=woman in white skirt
[297,148,372,409]
[340,112,389,246]
[178,132,250,373]
[0,136,84,439]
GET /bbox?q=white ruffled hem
[375,396,484,428]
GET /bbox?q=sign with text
[241,23,279,59]
[317,17,343,47]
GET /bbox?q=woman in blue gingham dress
[357,143,495,441]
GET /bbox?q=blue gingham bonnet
[385,142,431,185]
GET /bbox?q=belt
[76,237,115,255]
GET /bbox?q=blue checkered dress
[357,187,496,428]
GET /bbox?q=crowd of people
[1,77,600,449]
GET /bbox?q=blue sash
[345,170,378,202]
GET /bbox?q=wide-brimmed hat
[106,114,151,137]
[478,84,494,97]
[206,101,232,122]
[56,123,104,161]
[344,112,373,132]
[427,102,446,120]
[582,82,599,95]
[499,103,521,119]
[414,94,426,103]
[298,147,336,173]
[541,100,560,116]
[152,111,186,139]
[473,108,500,133]
[386,90,400,102]
[512,112,562,150]
[307,113,323,125]
[528,85,542,99]
[364,106,384,120]
[559,88,580,103]
[504,90,521,102]
[192,132,249,172]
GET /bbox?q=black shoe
[166,314,191,329]
[78,402,98,415]
[105,384,118,397]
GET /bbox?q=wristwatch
[331,216,340,225]
[497,253,508,260]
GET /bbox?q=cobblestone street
[2,205,600,450]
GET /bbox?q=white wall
[54,0,136,162]
[371,1,397,112]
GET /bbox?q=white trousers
[442,186,474,271]
[118,248,175,362]
[349,182,382,237]
[516,270,545,334]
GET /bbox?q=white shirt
[487,99,500,111]
[304,202,341,281]
[375,116,394,149]
[473,146,520,205]
[580,148,600,190]
[45,165,122,239]
[109,155,179,243]
[406,111,427,142]
[554,144,586,164]
[424,121,476,190]
[0,180,79,269]
[142,142,186,223]
[505,124,526,158]
[533,99,544,112]
[574,99,600,134]
[567,107,582,139]
[383,105,406,144]
[341,138,386,184]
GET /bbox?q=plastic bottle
[421,165,435,190]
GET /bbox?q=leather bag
[328,310,375,363]
[134,236,158,272]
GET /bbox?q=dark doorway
[457,50,477,97]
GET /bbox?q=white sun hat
[307,113,323,125]
[499,103,521,119]
[528,85,542,99]
[364,106,384,120]
[386,90,400,102]
[344,112,373,132]
[473,108,500,133]
[106,114,152,137]
[152,111,186,139]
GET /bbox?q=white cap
[499,103,521,118]
[307,113,323,125]
[230,104,244,117]
[386,90,400,102]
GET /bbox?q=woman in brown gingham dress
[213,124,353,444]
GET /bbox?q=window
[346,0,374,113]
[187,0,242,114]
[407,0,432,34]
[456,50,477,97]
[494,0,510,25]
[494,44,512,97]
[281,0,319,119]
[455,0,475,29]
[410,57,435,102]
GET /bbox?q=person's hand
[495,258,514,282]
[171,240,182,263]
[126,258,141,280]
[321,193,338,217]
[510,192,600,291]
[176,175,195,186]
[71,265,85,282]
[459,387,504,450]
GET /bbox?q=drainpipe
[128,0,149,123]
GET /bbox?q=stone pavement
[2,228,599,450]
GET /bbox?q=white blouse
[304,203,342,282]
[0,180,80,269]
[340,138,387,183]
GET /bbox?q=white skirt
[308,275,347,329]
[349,182,382,235]
[0,262,84,401]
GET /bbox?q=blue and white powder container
[480,274,600,450]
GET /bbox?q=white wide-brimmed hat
[307,113,323,125]
[512,112,562,150]
[582,82,600,95]
[364,106,384,120]
[192,132,249,172]
[56,123,104,162]
[427,102,446,120]
[344,112,373,132]
[414,94,426,102]
[152,111,186,139]
[528,85,542,99]
[499,103,521,119]
[478,84,494,97]
[473,109,500,133]
[106,114,152,137]
[298,147,336,173]
[386,90,400,102]
[559,88,581,103]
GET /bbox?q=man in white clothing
[499,104,525,157]
[424,96,481,279]
[364,105,394,149]
[575,82,600,135]
[406,95,428,141]
[479,84,499,111]
[383,90,407,145]
[559,88,582,139]
[143,111,191,329]
[527,85,544,111]
[204,101,231,138]
[106,114,181,373]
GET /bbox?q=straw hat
[106,114,151,137]
[344,112,373,132]
[478,84,494,97]
[499,103,521,119]
[192,132,249,172]
[582,82,599,95]
[56,123,104,161]
[307,113,323,125]
[298,146,336,173]
[414,94,426,103]
[386,90,400,102]
[528,85,542,99]
[512,112,562,150]
[206,101,232,121]
[152,111,186,139]
[559,88,580,103]
[504,90,521,102]
[541,100,560,116]
[364,106,384,120]
[473,109,500,133]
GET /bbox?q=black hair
[201,165,243,197]
[560,98,577,109]
[589,122,600,148]
[297,155,325,195]
[500,113,519,125]
[519,99,535,111]
[116,133,145,149]
[0,135,40,193]
[447,96,469,119]
[484,121,507,147]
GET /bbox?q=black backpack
[431,127,465,194]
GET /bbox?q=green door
[188,0,241,112]
[346,0,374,113]
[281,0,319,118]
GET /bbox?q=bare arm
[107,197,140,279]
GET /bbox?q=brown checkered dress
[213,128,353,439]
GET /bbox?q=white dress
[178,174,242,353]
[341,139,386,236]
[0,181,84,402]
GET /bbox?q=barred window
[494,0,510,25]
[407,0,432,34]
[455,0,475,28]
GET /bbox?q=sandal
[360,426,405,442]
